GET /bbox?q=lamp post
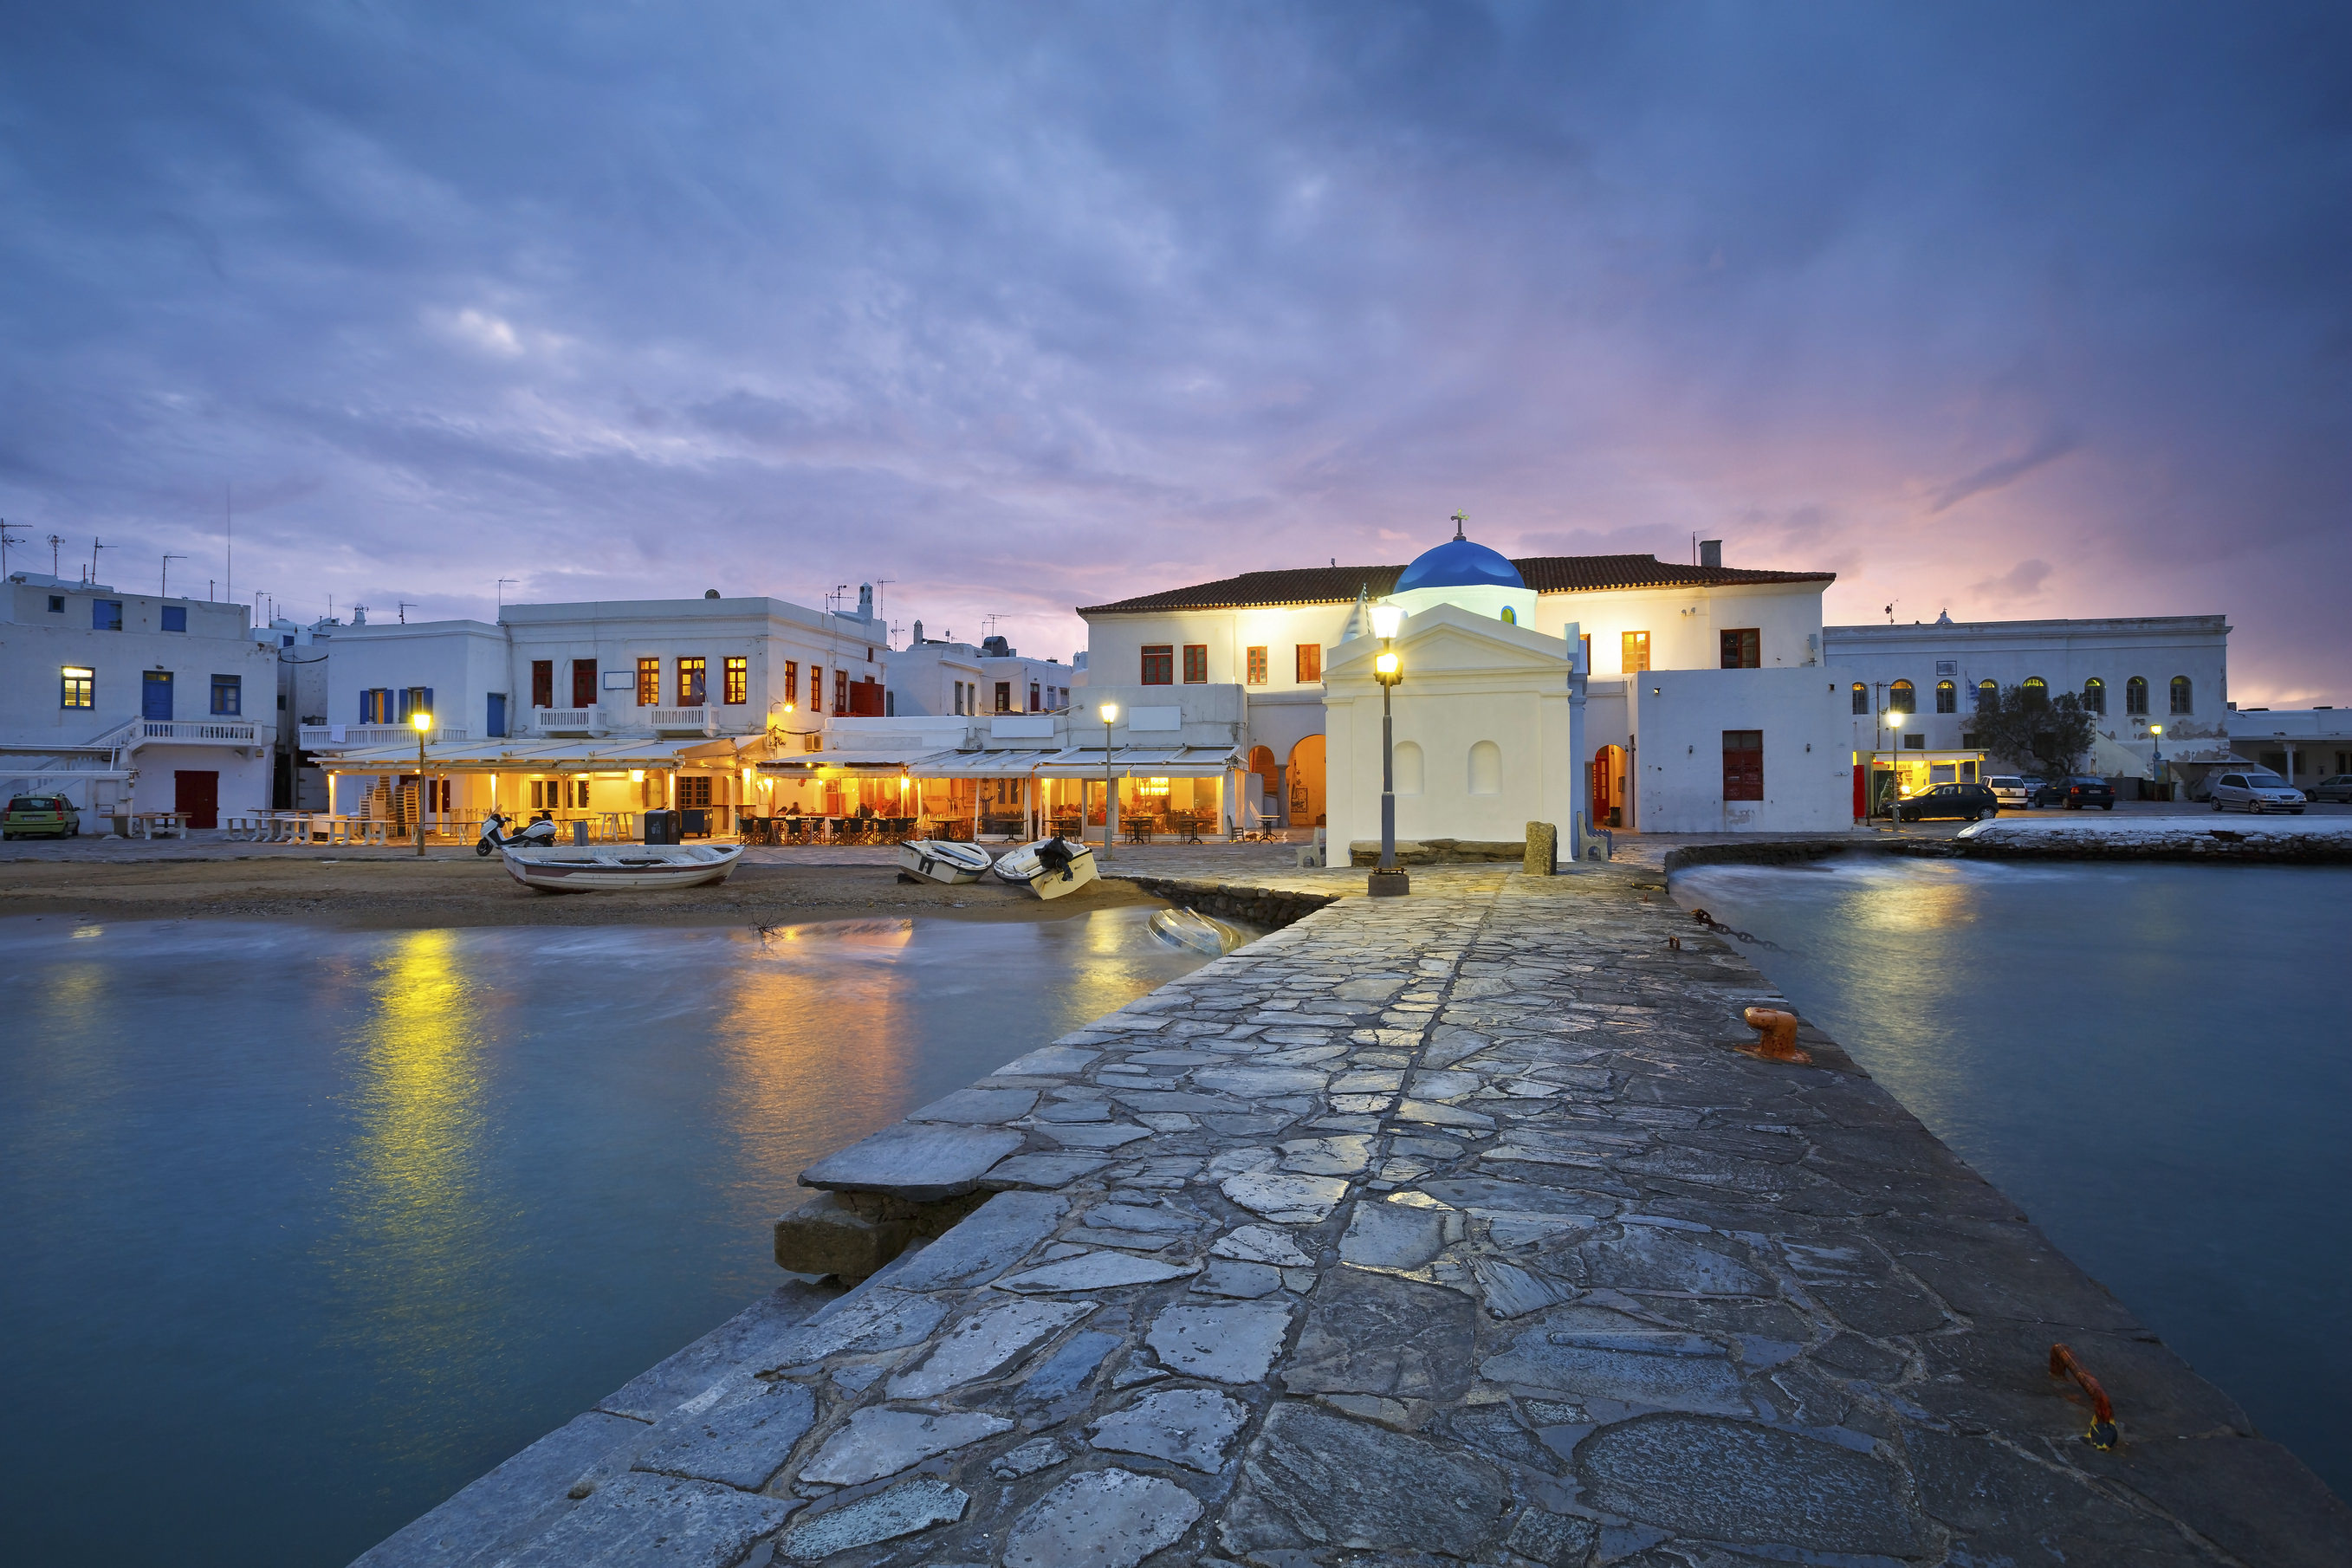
[1883,708,1905,826]
[410,708,433,856]
[2149,723,2165,800]
[1368,603,1408,896]
[1098,701,1119,861]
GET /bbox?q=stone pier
[356,859,2349,1568]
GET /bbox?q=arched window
[2022,677,2048,707]
[1468,740,1502,796]
[1850,682,1868,715]
[1935,680,1956,713]
[1499,606,1516,625]
[2083,677,2104,715]
[1394,740,1424,796]
[1889,679,1915,714]
[2125,676,2148,716]
[1977,679,1999,713]
[2170,676,2193,715]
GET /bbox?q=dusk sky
[3,4,2345,702]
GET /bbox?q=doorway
[1591,743,1628,827]
[1287,735,1325,826]
[142,671,174,722]
[175,769,219,829]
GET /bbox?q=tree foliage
[1972,684,2098,775]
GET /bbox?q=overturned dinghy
[502,843,742,892]
[1149,905,1242,956]
[897,839,993,884]
[992,836,1099,900]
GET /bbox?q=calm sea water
[0,910,1208,1567]
[1670,855,2352,1498]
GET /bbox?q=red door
[175,769,220,829]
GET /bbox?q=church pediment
[1326,602,1568,683]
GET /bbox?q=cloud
[1926,431,2081,515]
[1969,558,2054,602]
[0,5,2344,697]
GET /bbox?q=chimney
[1699,539,1723,569]
[911,619,924,644]
[857,583,874,619]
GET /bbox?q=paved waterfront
[360,858,2347,1567]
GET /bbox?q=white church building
[1079,528,1856,852]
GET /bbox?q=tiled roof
[1078,554,1835,614]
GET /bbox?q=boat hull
[897,839,992,884]
[993,839,1100,899]
[502,844,743,892]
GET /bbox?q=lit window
[1889,679,1915,714]
[1977,679,1999,712]
[1294,643,1321,684]
[1850,682,1868,715]
[637,657,660,706]
[1935,680,1957,713]
[1246,646,1267,685]
[995,681,1012,713]
[677,657,706,706]
[723,656,748,705]
[2083,677,2104,715]
[2125,676,2148,716]
[61,666,94,709]
[833,669,846,713]
[2170,676,2193,715]
[2022,676,2048,707]
[1621,631,1650,673]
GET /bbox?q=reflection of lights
[71,924,104,940]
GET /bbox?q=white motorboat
[502,843,743,892]
[1149,905,1242,956]
[897,839,993,884]
[992,837,1100,900]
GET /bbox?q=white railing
[299,724,467,749]
[105,717,265,746]
[534,707,606,734]
[649,706,721,735]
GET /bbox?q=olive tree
[1972,684,2098,776]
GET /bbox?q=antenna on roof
[1451,510,1467,541]
[398,600,417,625]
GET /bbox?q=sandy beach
[0,854,1162,930]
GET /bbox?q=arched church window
[1935,680,1956,714]
[1394,741,1424,796]
[1889,679,1915,714]
[1977,679,1998,712]
[2023,677,2048,707]
[1850,683,1868,715]
[1468,741,1502,796]
[2083,677,2105,715]
[2170,676,2193,715]
[2125,676,2148,716]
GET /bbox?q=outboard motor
[1035,834,1075,882]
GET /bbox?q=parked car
[2208,769,2307,814]
[1986,775,2037,808]
[2046,774,2116,810]
[1895,781,2002,822]
[2307,774,2352,803]
[3,794,81,839]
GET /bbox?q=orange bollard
[1738,1007,1811,1065]
[2049,1344,2121,1448]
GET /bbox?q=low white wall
[1628,669,1852,833]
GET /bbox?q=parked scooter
[476,809,559,857]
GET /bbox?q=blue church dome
[1394,535,1524,594]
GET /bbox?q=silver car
[1986,775,2034,808]
[2208,769,2306,814]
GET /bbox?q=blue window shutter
[161,606,187,632]
[424,687,435,716]
[487,693,507,739]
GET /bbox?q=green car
[3,794,82,839]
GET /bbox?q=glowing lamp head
[781,702,795,714]
[1888,709,1904,727]
[1374,651,1401,678]
[410,709,434,734]
[629,768,645,782]
[1369,602,1404,640]
[1099,702,1118,725]
[2149,724,2162,737]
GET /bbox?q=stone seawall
[354,860,2349,1568]
[1110,874,1339,930]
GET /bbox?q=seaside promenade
[353,851,2349,1568]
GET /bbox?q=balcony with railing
[647,705,722,735]
[299,723,468,750]
[533,707,608,737]
[107,717,269,748]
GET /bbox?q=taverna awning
[755,745,1242,780]
[1032,746,1244,779]
[759,748,955,774]
[321,736,742,771]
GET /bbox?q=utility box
[642,809,682,845]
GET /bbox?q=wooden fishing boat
[991,837,1099,900]
[896,839,993,884]
[501,843,743,892]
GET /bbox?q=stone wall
[1110,874,1338,929]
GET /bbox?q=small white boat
[1149,905,1241,956]
[897,839,993,884]
[502,843,743,892]
[992,837,1100,900]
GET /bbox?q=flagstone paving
[356,860,2350,1568]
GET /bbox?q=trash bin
[642,809,681,845]
[681,807,710,839]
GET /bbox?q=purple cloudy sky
[2,4,2346,701]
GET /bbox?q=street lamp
[1883,708,1905,826]
[1098,701,1119,861]
[1368,603,1408,896]
[2149,723,2165,800]
[410,708,434,857]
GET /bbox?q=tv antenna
[89,536,110,584]
[162,553,187,597]
[0,519,23,579]
[49,534,63,575]
[496,578,518,606]
[397,600,417,625]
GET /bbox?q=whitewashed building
[1079,531,1843,841]
[1,573,277,825]
[885,628,1078,719]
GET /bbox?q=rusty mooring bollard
[1738,1007,1811,1064]
[2049,1343,2121,1448]
[1667,934,1683,950]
